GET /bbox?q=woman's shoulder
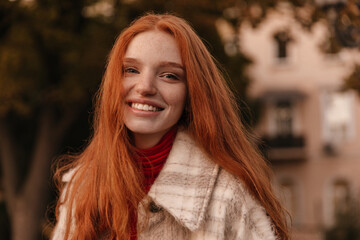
[175,130,260,205]
[212,168,259,208]
[210,169,277,239]
[175,129,263,208]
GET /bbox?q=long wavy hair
[53,13,289,239]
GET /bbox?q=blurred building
[238,3,360,240]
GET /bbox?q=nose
[135,71,157,96]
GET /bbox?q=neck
[133,128,172,149]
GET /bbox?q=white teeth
[131,103,160,112]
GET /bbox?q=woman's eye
[124,67,139,74]
[161,73,179,80]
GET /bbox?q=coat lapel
[148,131,220,231]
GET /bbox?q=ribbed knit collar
[135,127,178,193]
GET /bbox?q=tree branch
[21,105,83,221]
[22,108,56,198]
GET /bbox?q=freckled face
[122,30,187,148]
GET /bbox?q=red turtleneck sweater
[131,127,178,239]
[135,127,177,193]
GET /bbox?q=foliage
[0,1,123,239]
[0,0,118,117]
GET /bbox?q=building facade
[238,4,360,240]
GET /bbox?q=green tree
[0,1,120,239]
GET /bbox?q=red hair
[54,13,289,239]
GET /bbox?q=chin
[126,126,164,135]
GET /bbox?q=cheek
[121,79,132,97]
[170,87,187,113]
[180,86,187,107]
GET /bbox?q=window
[264,90,305,139]
[274,30,293,60]
[322,90,355,145]
[279,178,297,224]
[275,101,293,137]
[324,178,352,227]
[332,179,350,215]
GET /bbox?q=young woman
[52,13,289,240]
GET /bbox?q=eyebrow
[158,61,184,70]
[123,58,184,71]
[123,58,139,64]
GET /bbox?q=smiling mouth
[129,103,164,112]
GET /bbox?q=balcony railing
[260,135,307,163]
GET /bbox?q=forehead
[124,30,182,65]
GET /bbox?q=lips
[129,102,163,112]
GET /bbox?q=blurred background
[1,0,360,239]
